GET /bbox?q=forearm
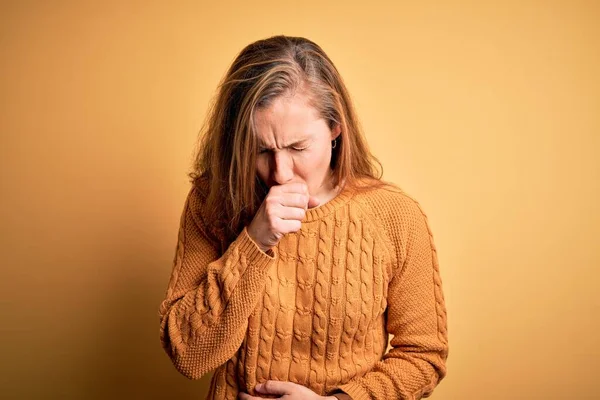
[160,228,276,378]
[334,348,447,400]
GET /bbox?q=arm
[332,197,449,400]
[158,186,277,379]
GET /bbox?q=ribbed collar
[303,183,354,222]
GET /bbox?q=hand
[238,380,336,400]
[247,182,320,252]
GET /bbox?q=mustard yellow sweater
[158,181,448,400]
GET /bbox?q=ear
[331,123,342,140]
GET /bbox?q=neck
[315,173,344,205]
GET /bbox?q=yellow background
[1,1,598,399]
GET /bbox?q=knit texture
[158,179,449,400]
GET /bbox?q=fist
[247,182,319,252]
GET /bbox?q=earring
[332,138,337,149]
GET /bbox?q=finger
[265,193,308,210]
[256,380,294,395]
[277,193,310,209]
[237,392,270,400]
[277,182,308,195]
[276,219,302,234]
[307,195,320,209]
[277,206,306,221]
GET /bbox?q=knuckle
[266,211,278,225]
[295,194,307,205]
[271,219,282,233]
[265,196,277,207]
[265,204,274,216]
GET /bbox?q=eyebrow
[258,138,309,150]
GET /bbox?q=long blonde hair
[189,35,385,246]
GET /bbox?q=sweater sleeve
[332,194,449,400]
[158,186,277,379]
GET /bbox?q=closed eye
[259,147,307,154]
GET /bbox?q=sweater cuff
[235,226,277,267]
[331,391,353,400]
[334,381,370,400]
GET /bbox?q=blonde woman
[158,35,448,400]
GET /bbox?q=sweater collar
[303,183,354,222]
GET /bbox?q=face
[253,89,341,200]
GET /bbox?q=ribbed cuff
[330,391,353,400]
[235,226,277,269]
[334,381,370,400]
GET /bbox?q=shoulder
[351,179,428,227]
[183,176,227,251]
[350,179,434,266]
[183,176,210,225]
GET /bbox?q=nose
[271,151,294,185]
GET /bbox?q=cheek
[313,145,332,165]
[256,157,269,179]
[298,147,331,174]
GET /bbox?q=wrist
[245,226,271,253]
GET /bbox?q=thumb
[256,380,294,395]
[307,195,320,209]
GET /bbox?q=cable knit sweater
[158,180,449,400]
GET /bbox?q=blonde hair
[189,35,385,246]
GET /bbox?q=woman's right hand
[247,182,320,252]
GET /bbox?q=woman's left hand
[238,380,335,400]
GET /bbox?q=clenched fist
[247,182,319,252]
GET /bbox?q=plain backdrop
[1,1,598,399]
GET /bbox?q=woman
[158,35,448,400]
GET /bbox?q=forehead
[253,92,323,145]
